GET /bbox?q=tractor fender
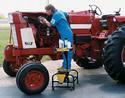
[113,25,125,38]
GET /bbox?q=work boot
[57,66,64,70]
[58,67,69,73]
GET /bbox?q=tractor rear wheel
[16,62,49,95]
[104,26,125,83]
[74,56,102,69]
[3,59,16,77]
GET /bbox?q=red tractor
[3,5,125,94]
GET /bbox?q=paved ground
[1,60,125,98]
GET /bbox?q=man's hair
[45,4,56,13]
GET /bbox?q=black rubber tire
[3,59,16,77]
[74,56,102,69]
[16,62,49,95]
[104,26,125,83]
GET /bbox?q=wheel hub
[24,70,45,90]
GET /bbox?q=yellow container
[57,74,66,84]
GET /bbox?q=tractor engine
[22,13,59,48]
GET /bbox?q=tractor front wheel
[16,62,49,95]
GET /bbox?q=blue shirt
[50,10,73,43]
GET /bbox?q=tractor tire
[3,59,16,77]
[104,26,125,83]
[74,57,102,69]
[16,62,49,95]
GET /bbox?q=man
[40,4,73,70]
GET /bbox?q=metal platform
[52,69,78,90]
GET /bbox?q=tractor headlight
[113,17,117,22]
[8,13,13,23]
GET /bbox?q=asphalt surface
[1,60,125,98]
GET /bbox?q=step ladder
[52,48,79,90]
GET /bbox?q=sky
[0,0,125,17]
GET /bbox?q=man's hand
[46,21,51,27]
[38,16,51,27]
[38,16,47,23]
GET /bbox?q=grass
[0,29,10,65]
[0,24,10,65]
[0,24,10,29]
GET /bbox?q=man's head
[45,4,56,15]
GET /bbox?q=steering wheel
[89,5,102,16]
